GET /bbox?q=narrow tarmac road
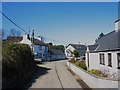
[28,60,82,89]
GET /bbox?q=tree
[48,42,53,46]
[53,45,65,52]
[9,28,21,37]
[73,50,79,58]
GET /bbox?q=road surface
[28,60,82,89]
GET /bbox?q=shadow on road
[25,65,51,89]
[49,59,67,62]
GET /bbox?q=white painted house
[20,34,32,48]
[86,19,120,80]
[65,44,87,59]
[20,34,48,61]
[33,38,48,61]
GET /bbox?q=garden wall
[67,62,119,88]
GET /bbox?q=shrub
[87,69,108,77]
[68,58,76,63]
[75,61,87,70]
[89,69,101,76]
[2,43,34,78]
[73,50,79,58]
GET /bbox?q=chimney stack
[115,19,120,31]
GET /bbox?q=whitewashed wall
[20,35,32,48]
[67,62,119,88]
[67,45,75,52]
[86,51,120,79]
[65,45,75,58]
[34,45,48,60]
[86,53,99,69]
[34,45,42,53]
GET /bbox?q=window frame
[99,53,105,65]
[108,53,112,67]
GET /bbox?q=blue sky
[2,2,118,45]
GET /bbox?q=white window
[99,53,105,65]
[108,53,112,67]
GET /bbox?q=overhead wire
[1,11,68,45]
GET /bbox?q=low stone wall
[67,62,119,88]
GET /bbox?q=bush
[87,69,108,77]
[73,50,79,58]
[2,43,34,77]
[87,69,102,76]
[75,61,87,70]
[68,58,76,63]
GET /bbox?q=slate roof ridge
[69,44,87,50]
[34,38,47,46]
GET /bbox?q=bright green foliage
[73,50,79,58]
[75,61,87,70]
[87,69,108,77]
[87,69,102,76]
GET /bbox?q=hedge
[2,42,36,88]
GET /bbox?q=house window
[117,53,120,69]
[39,46,42,50]
[38,53,42,58]
[108,53,112,67]
[99,53,105,65]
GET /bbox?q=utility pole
[32,30,34,53]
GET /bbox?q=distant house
[48,49,66,61]
[65,44,87,59]
[20,34,48,61]
[86,19,120,80]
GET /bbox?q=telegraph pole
[32,30,34,53]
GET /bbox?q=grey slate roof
[34,39,47,46]
[69,44,87,50]
[49,49,65,55]
[88,45,99,51]
[94,30,120,51]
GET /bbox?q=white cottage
[86,19,120,80]
[65,44,87,59]
[20,34,48,61]
[34,38,48,61]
